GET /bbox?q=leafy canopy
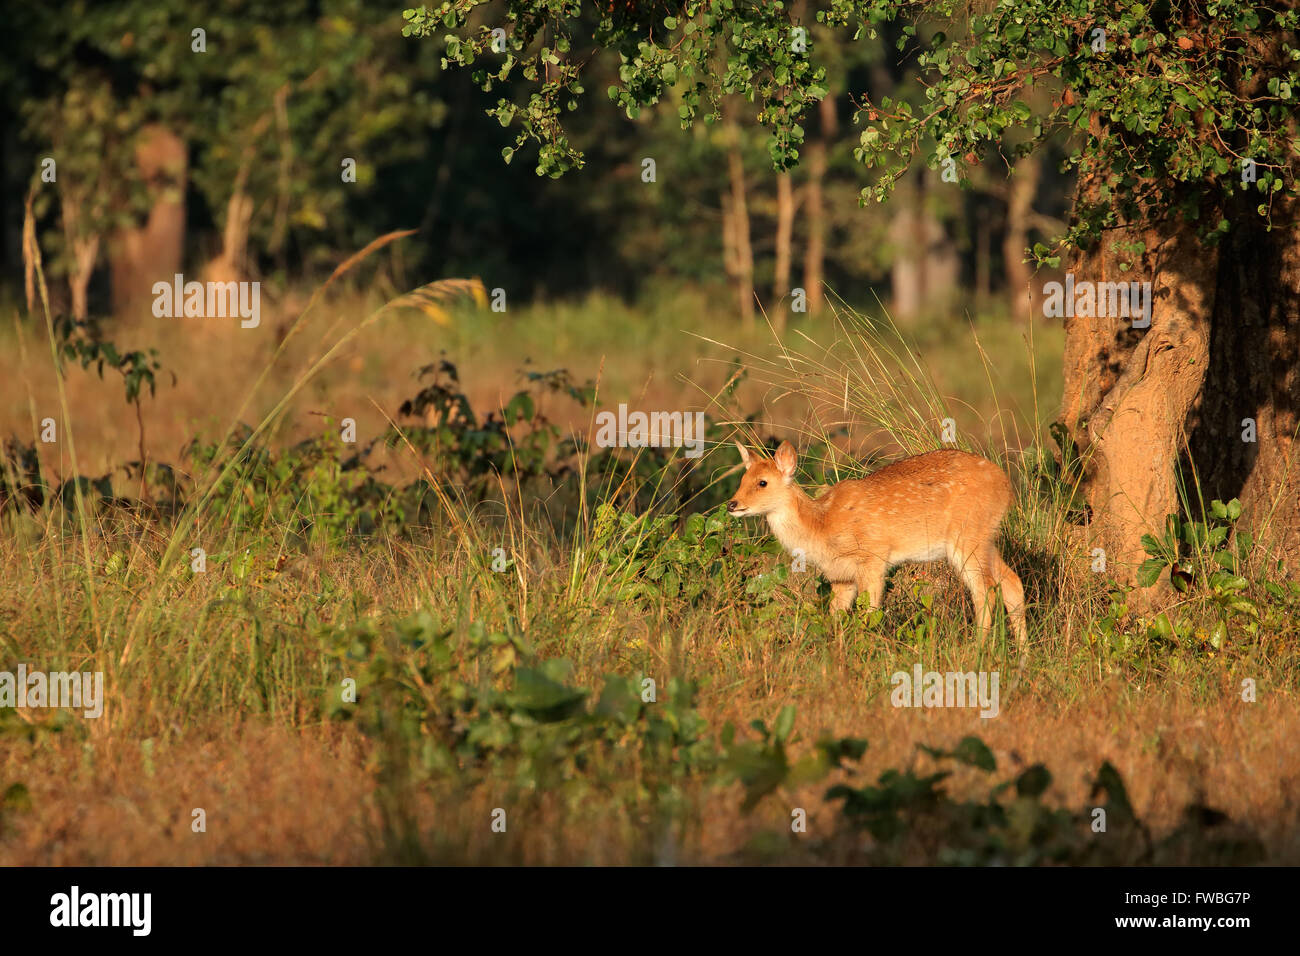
[406,0,1300,254]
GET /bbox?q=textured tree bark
[1059,173,1150,450]
[1060,174,1218,594]
[1084,244,1214,592]
[1061,65,1300,586]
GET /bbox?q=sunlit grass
[0,272,1294,865]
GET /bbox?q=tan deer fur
[727,441,1027,651]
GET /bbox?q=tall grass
[1,264,1296,864]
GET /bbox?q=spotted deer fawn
[727,441,1027,652]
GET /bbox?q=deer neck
[765,484,819,554]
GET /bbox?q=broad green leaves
[836,0,1300,241]
[407,0,830,174]
[413,0,1300,249]
[1095,497,1295,656]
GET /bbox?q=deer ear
[774,441,797,479]
[734,441,753,468]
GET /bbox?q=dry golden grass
[2,284,1293,866]
[0,724,374,866]
[3,690,1295,865]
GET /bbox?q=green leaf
[1136,557,1166,588]
[951,735,996,771]
[922,735,996,772]
[1015,764,1052,797]
[1,782,31,812]
[773,704,796,743]
[509,667,588,720]
[815,735,868,768]
[504,391,535,426]
[1091,761,1136,823]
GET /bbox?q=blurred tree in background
[1,0,1068,322]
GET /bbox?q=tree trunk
[974,200,991,304]
[1061,82,1300,587]
[59,190,99,321]
[110,125,187,315]
[888,192,924,320]
[723,115,755,327]
[1078,226,1214,594]
[1188,184,1300,567]
[203,109,275,286]
[1060,168,1218,593]
[889,172,959,321]
[721,188,736,305]
[204,162,255,285]
[773,171,794,331]
[802,93,836,316]
[1003,152,1041,314]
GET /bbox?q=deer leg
[856,559,889,612]
[951,548,996,636]
[991,551,1028,655]
[829,580,858,612]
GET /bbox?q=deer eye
[757,479,767,488]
